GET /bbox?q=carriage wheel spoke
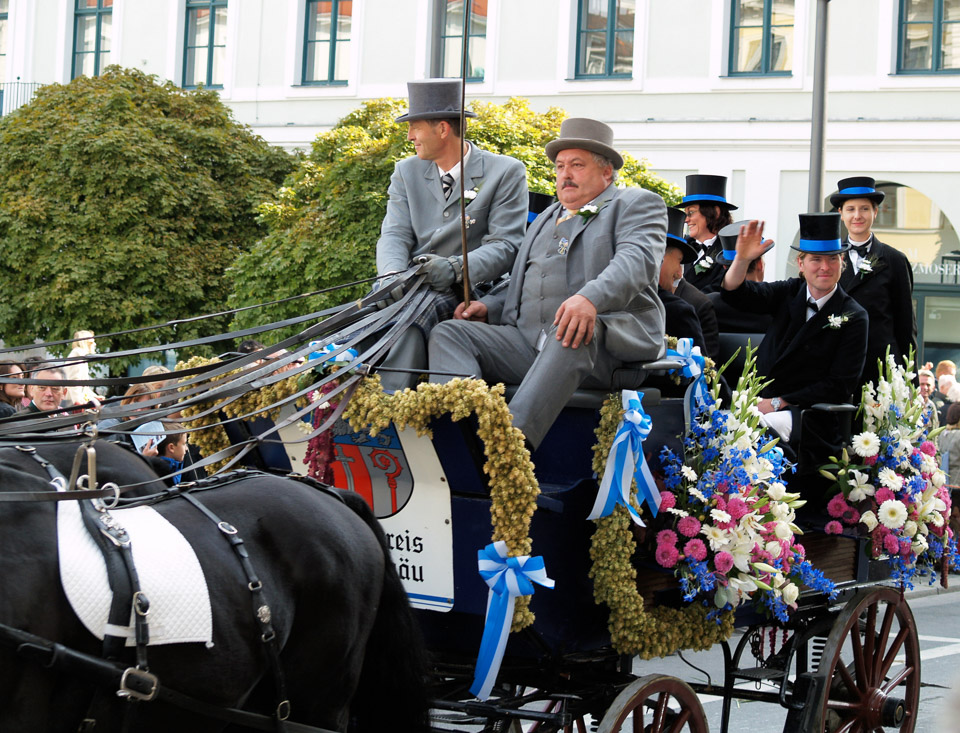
[873,603,896,685]
[667,707,691,733]
[848,626,869,693]
[876,626,910,684]
[834,718,858,733]
[863,604,877,684]
[836,661,861,701]
[651,692,669,730]
[826,699,863,712]
[881,665,914,693]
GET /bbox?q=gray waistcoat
[516,216,578,347]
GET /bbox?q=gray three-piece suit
[429,183,667,448]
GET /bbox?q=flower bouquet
[657,344,837,622]
[822,353,958,587]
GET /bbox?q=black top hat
[828,176,885,209]
[716,220,776,265]
[544,118,624,170]
[395,79,478,123]
[665,208,698,264]
[791,212,848,254]
[682,174,738,210]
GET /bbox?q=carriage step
[734,667,787,682]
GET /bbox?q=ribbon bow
[588,390,660,525]
[470,541,554,700]
[667,337,709,426]
[308,341,359,365]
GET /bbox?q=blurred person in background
[0,361,25,418]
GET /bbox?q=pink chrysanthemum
[659,491,676,510]
[727,497,748,521]
[655,543,680,568]
[684,539,708,562]
[841,507,860,524]
[875,488,896,505]
[920,441,937,456]
[827,494,849,519]
[656,529,678,547]
[714,551,735,574]
[865,455,878,466]
[883,534,900,555]
[677,516,701,538]
[825,520,843,535]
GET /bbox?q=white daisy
[851,431,880,458]
[878,468,903,491]
[711,509,732,524]
[681,466,698,482]
[701,525,728,551]
[878,499,908,529]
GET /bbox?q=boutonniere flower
[824,313,851,330]
[857,255,877,276]
[463,187,479,201]
[694,255,714,275]
[577,204,599,220]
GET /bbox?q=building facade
[1,0,958,364]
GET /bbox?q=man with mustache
[429,118,666,450]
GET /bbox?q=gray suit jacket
[491,184,667,363]
[375,145,528,283]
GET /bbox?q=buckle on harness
[117,667,158,702]
[277,699,291,721]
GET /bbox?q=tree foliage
[0,67,293,370]
[228,97,681,333]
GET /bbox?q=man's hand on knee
[554,295,597,349]
[454,300,488,322]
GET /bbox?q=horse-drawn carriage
[0,275,950,732]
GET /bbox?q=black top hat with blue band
[791,212,848,254]
[828,176,885,209]
[716,220,776,265]
[681,174,738,211]
[665,207,699,264]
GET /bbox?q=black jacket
[683,237,726,294]
[658,287,706,355]
[674,278,720,360]
[708,290,773,334]
[839,236,916,384]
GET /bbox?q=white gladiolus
[765,540,783,558]
[903,520,918,538]
[767,483,787,501]
[912,535,929,555]
[774,521,792,539]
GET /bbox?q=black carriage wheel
[799,587,920,733]
[597,674,708,733]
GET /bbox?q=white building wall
[2,0,959,284]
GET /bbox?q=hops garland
[588,388,733,658]
[174,356,304,474]
[343,376,540,631]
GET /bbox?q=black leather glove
[415,254,458,291]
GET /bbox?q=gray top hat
[395,79,478,123]
[544,118,624,170]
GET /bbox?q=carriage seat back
[718,332,765,381]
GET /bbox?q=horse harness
[0,443,343,733]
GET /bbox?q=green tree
[0,67,292,371]
[228,97,681,333]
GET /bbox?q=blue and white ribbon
[308,341,358,365]
[470,541,554,700]
[667,337,709,425]
[589,390,660,525]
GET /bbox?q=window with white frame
[434,0,487,82]
[728,0,793,76]
[303,0,351,85]
[575,0,635,79]
[73,0,113,79]
[184,0,227,88]
[897,0,960,74]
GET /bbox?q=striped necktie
[441,172,454,200]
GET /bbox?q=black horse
[0,441,428,732]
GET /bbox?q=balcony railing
[0,80,42,117]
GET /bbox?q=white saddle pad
[58,500,213,647]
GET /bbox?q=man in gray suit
[374,79,528,389]
[429,118,666,449]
